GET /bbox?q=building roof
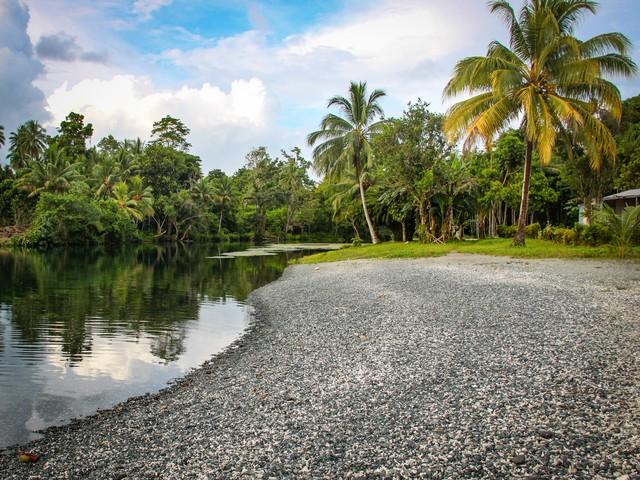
[602,189,640,201]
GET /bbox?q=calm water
[0,243,314,447]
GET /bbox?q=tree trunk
[358,175,379,244]
[350,218,360,239]
[491,202,498,237]
[217,206,224,235]
[513,140,534,246]
[418,202,427,241]
[446,202,454,241]
[401,221,407,242]
[285,204,293,236]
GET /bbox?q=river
[0,242,334,447]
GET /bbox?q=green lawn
[296,238,638,264]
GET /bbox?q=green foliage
[497,225,517,238]
[52,112,94,159]
[138,144,201,197]
[97,199,141,243]
[443,0,636,245]
[579,224,612,247]
[593,205,640,257]
[17,145,82,197]
[97,135,123,155]
[17,193,104,247]
[5,87,640,251]
[150,116,191,152]
[15,192,140,248]
[540,223,613,247]
[525,222,541,239]
[308,81,387,244]
[0,174,34,226]
[296,239,625,264]
[8,120,48,169]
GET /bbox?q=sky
[1,0,639,174]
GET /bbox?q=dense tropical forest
[0,1,638,251]
[0,94,638,249]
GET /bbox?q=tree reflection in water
[0,243,305,447]
[0,243,291,364]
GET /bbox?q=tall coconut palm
[8,120,48,169]
[443,0,637,245]
[0,125,5,148]
[308,81,387,244]
[18,145,81,197]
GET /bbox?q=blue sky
[1,0,639,173]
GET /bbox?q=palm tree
[125,137,145,155]
[443,0,637,245]
[8,120,48,169]
[0,125,5,148]
[127,176,154,218]
[18,145,81,197]
[308,81,387,244]
[190,177,215,205]
[212,176,234,234]
[594,204,640,258]
[92,158,122,198]
[113,182,144,221]
[112,177,154,222]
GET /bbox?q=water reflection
[0,243,298,447]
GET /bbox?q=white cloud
[164,0,499,111]
[45,75,273,173]
[133,0,172,21]
[0,0,50,161]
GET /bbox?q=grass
[295,238,639,264]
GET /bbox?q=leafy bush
[14,193,140,248]
[17,193,103,247]
[497,225,517,238]
[525,222,541,239]
[580,223,612,247]
[593,205,640,257]
[540,225,578,245]
[98,199,141,244]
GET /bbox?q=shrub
[17,193,103,247]
[98,199,141,244]
[593,205,640,257]
[525,222,541,239]
[580,223,611,247]
[497,225,517,238]
[15,193,141,248]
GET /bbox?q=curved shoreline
[1,255,639,479]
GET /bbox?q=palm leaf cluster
[308,81,388,243]
[594,204,640,257]
[443,0,637,245]
[8,121,48,169]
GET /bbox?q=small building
[602,188,640,214]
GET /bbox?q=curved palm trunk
[513,140,533,246]
[358,176,379,244]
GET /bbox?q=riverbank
[296,239,640,264]
[1,254,639,478]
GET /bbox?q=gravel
[1,254,639,479]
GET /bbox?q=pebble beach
[1,254,639,479]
